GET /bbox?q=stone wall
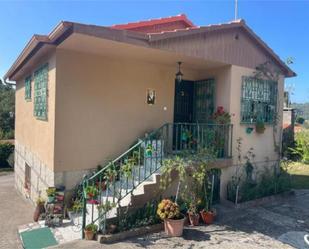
[15,140,54,202]
[15,140,91,203]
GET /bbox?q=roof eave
[148,20,296,78]
[239,23,296,78]
[5,19,296,80]
[4,21,73,81]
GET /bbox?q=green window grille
[241,76,278,124]
[25,76,31,100]
[34,64,48,120]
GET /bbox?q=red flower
[217,106,224,115]
[87,199,99,205]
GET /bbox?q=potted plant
[46,187,56,203]
[33,197,45,222]
[157,199,185,237]
[85,186,98,202]
[200,204,216,225]
[94,165,107,191]
[67,200,83,221]
[187,201,200,226]
[255,119,265,134]
[200,187,216,224]
[145,144,153,157]
[84,223,98,240]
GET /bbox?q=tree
[292,102,309,121]
[0,79,15,139]
[296,116,305,125]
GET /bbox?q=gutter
[4,21,73,81]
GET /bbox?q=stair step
[85,162,164,224]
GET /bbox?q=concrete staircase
[85,164,168,226]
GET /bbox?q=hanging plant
[85,186,98,200]
[255,120,266,134]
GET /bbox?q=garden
[286,129,309,189]
[79,149,217,239]
[227,125,309,204]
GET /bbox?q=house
[5,14,295,209]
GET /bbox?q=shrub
[0,142,14,168]
[227,163,291,203]
[290,130,309,164]
[116,199,161,232]
[296,116,305,125]
[282,126,295,159]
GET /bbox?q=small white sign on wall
[146,89,156,105]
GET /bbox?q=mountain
[292,102,309,120]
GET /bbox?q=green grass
[287,162,309,189]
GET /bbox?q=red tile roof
[111,14,196,33]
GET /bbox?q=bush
[296,116,305,125]
[282,126,295,159]
[116,199,161,233]
[290,130,309,164]
[0,142,14,168]
[0,129,14,140]
[227,163,291,203]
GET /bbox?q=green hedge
[0,143,14,168]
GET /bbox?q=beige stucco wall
[229,65,284,164]
[219,64,284,198]
[54,49,205,174]
[13,44,285,201]
[15,52,56,171]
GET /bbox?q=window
[34,64,48,120]
[25,76,31,100]
[241,76,278,124]
[25,163,31,194]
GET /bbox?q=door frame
[173,78,215,124]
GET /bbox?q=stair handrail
[86,123,167,182]
[81,122,233,237]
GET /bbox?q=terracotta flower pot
[200,210,215,224]
[84,229,94,240]
[164,217,185,237]
[33,204,44,222]
[188,213,200,226]
[108,224,117,234]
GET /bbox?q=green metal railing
[81,123,233,237]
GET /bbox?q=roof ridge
[111,14,195,29]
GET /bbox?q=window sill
[35,116,47,121]
[240,122,274,126]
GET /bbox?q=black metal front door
[173,80,194,123]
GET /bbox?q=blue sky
[0,0,308,103]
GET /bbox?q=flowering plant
[187,195,202,215]
[213,106,231,124]
[85,186,98,200]
[157,199,181,220]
